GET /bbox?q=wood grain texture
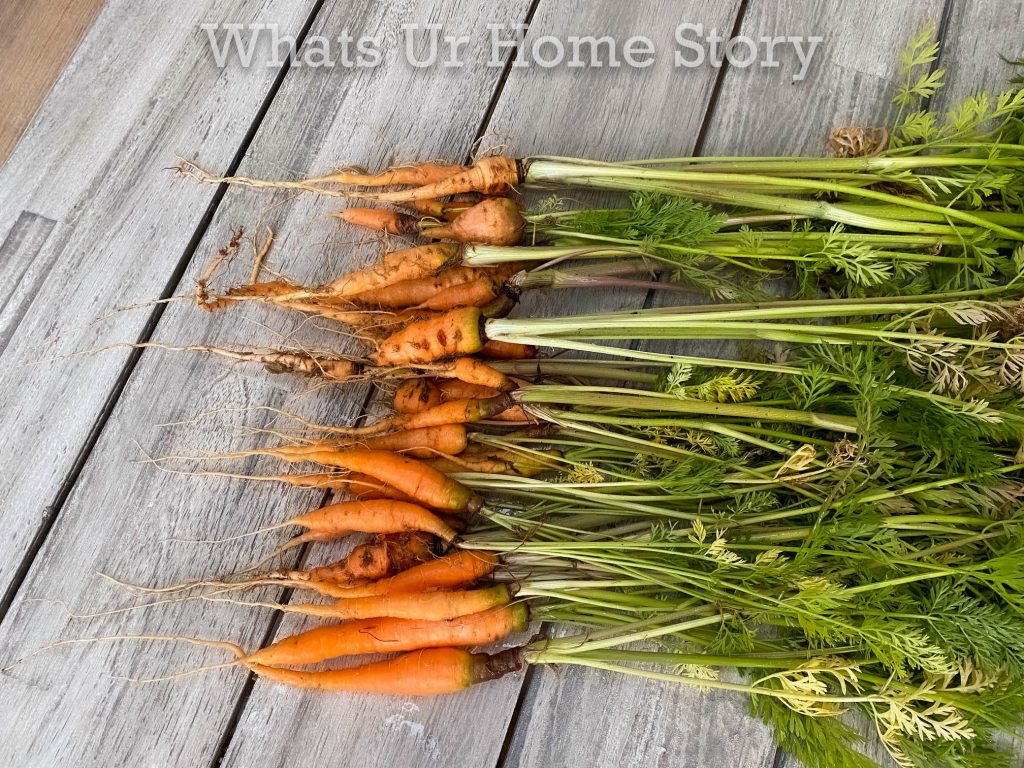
[502,2,945,767]
[0,0,106,165]
[0,0,317,607]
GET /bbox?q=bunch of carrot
[26,34,1024,768]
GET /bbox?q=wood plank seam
[0,0,331,629]
[468,0,544,158]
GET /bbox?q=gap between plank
[468,0,543,160]
[0,0,330,629]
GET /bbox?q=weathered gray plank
[220,3,750,768]
[0,0,536,766]
[0,0,319,606]
[501,1,945,767]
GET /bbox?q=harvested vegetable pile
[21,31,1024,768]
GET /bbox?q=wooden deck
[0,1,1021,766]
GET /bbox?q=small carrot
[247,646,525,695]
[219,584,513,622]
[278,531,441,587]
[480,340,537,360]
[343,472,420,503]
[393,379,443,414]
[425,448,560,477]
[442,357,516,391]
[353,424,469,458]
[371,306,486,365]
[323,243,462,299]
[422,197,525,246]
[361,157,520,202]
[350,266,486,309]
[226,448,482,513]
[414,277,497,310]
[338,208,420,235]
[320,162,465,188]
[253,500,460,565]
[245,603,529,665]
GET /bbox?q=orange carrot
[286,532,440,586]
[393,379,443,414]
[246,646,525,695]
[353,424,469,458]
[444,357,516,391]
[371,306,485,365]
[292,500,459,543]
[480,340,537,360]
[318,162,465,188]
[344,472,420,503]
[424,197,525,246]
[425,448,559,477]
[234,448,481,513]
[240,585,513,622]
[364,157,520,202]
[323,243,461,298]
[415,277,497,310]
[351,266,485,309]
[338,208,420,235]
[245,603,529,665]
[304,550,501,598]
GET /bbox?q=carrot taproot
[323,243,462,299]
[246,646,525,695]
[225,585,513,622]
[480,340,537,360]
[338,208,421,235]
[393,379,443,414]
[414,277,497,310]
[318,162,465,188]
[425,448,560,477]
[350,424,469,458]
[279,550,501,598]
[423,197,525,246]
[371,306,486,365]
[280,532,441,586]
[443,357,516,391]
[361,157,520,202]
[245,603,529,665]
[343,472,420,503]
[351,266,484,309]
[228,448,481,513]
[286,500,459,544]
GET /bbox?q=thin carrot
[324,243,462,299]
[353,424,469,458]
[219,585,513,622]
[443,357,516,391]
[279,532,441,586]
[226,448,482,513]
[344,472,420,503]
[338,208,420,235]
[351,266,485,309]
[480,340,537,360]
[359,157,520,202]
[425,448,560,477]
[371,306,486,365]
[414,277,498,310]
[393,379,443,414]
[245,603,529,665]
[246,646,525,695]
[319,162,465,188]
